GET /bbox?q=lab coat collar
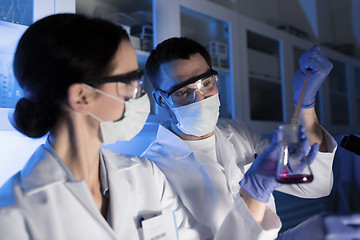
[215,119,234,140]
[153,121,236,161]
[100,146,140,171]
[20,144,71,194]
[154,121,194,160]
[100,146,142,236]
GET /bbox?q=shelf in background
[249,72,281,83]
[214,66,230,73]
[135,49,150,66]
[329,90,348,97]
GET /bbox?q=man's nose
[194,89,206,101]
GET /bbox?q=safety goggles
[158,69,219,107]
[84,70,145,99]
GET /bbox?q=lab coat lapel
[64,180,116,235]
[154,122,194,160]
[214,126,244,198]
[101,148,139,238]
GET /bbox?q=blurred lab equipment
[99,10,153,52]
[130,11,153,51]
[277,213,360,240]
[4,0,22,24]
[0,62,23,108]
[0,62,11,108]
[205,40,229,69]
[340,134,360,156]
[0,1,9,21]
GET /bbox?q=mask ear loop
[82,83,126,103]
[156,89,181,125]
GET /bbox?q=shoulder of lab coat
[216,119,270,164]
[142,121,282,239]
[0,144,69,203]
[141,121,193,160]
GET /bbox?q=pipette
[291,71,311,127]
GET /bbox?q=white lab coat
[0,140,213,239]
[141,119,337,238]
[0,138,280,239]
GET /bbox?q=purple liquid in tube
[276,174,313,184]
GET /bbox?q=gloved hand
[239,126,319,203]
[293,45,333,108]
[277,213,360,240]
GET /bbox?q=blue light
[0,130,46,187]
[352,0,360,45]
[299,0,319,38]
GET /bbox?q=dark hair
[12,13,130,138]
[145,37,211,90]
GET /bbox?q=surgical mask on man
[84,84,150,144]
[170,93,220,137]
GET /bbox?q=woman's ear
[67,83,94,113]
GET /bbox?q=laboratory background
[1,0,360,232]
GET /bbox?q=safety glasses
[158,69,219,107]
[84,70,145,99]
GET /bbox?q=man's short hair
[146,37,212,90]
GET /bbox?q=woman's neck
[49,113,109,217]
[49,113,102,184]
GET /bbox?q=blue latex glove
[277,213,360,240]
[293,45,333,108]
[239,126,319,203]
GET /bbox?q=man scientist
[141,37,337,238]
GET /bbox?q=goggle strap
[85,70,144,85]
[82,83,126,103]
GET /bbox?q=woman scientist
[0,13,214,239]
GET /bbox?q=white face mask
[170,94,220,137]
[84,84,150,144]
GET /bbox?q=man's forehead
[159,60,187,81]
[158,54,209,90]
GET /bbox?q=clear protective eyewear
[158,69,219,107]
[84,69,145,99]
